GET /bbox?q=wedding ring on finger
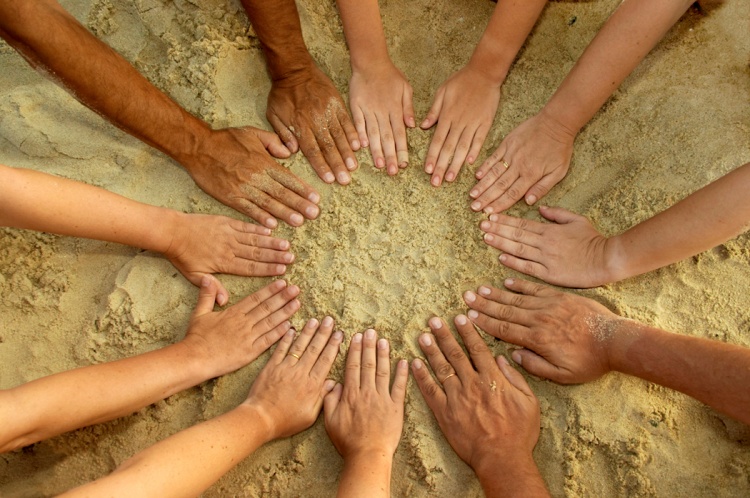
[502,159,510,170]
[440,372,457,384]
[288,353,301,360]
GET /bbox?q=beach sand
[1,0,749,496]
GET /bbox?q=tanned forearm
[337,452,392,498]
[475,455,550,498]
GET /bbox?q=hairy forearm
[609,321,750,425]
[0,341,210,453]
[336,0,389,71]
[60,402,271,497]
[475,455,549,498]
[0,0,209,164]
[606,162,750,281]
[543,0,693,133]
[337,452,392,498]
[0,165,180,253]
[468,0,547,84]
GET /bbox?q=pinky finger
[411,358,446,412]
[476,141,507,180]
[497,253,547,281]
[270,328,296,364]
[352,105,368,148]
[390,359,409,405]
[496,355,534,397]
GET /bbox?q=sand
[1,0,749,496]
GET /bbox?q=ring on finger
[502,159,510,169]
[288,353,301,360]
[440,372,457,384]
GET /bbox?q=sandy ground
[1,0,750,496]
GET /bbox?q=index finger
[485,175,535,214]
[452,315,496,374]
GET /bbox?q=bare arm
[0,279,301,453]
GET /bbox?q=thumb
[193,275,221,316]
[511,348,567,383]
[402,85,416,128]
[323,382,343,419]
[420,89,444,129]
[538,205,583,225]
[253,128,292,159]
[524,170,566,206]
[496,355,534,397]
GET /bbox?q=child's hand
[421,64,501,186]
[470,110,575,213]
[244,317,343,439]
[165,213,294,304]
[182,277,301,380]
[479,206,619,288]
[324,330,408,460]
[349,60,415,175]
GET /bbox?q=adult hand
[421,65,501,186]
[350,61,415,175]
[412,316,546,496]
[182,277,301,379]
[267,65,360,185]
[324,329,408,459]
[245,316,343,439]
[470,110,575,213]
[185,126,321,229]
[479,206,618,288]
[464,278,621,384]
[164,213,295,300]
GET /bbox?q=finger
[467,309,532,346]
[236,197,277,229]
[392,112,409,169]
[375,337,391,394]
[453,314,495,373]
[431,126,460,186]
[411,358,447,413]
[511,348,569,383]
[376,114,398,176]
[267,112,299,153]
[236,230,290,251]
[242,281,297,315]
[310,329,344,380]
[257,297,301,335]
[484,175,535,215]
[444,127,473,182]
[420,89,443,130]
[498,253,547,281]
[539,205,581,224]
[287,317,322,360]
[524,169,567,206]
[262,170,321,222]
[253,319,294,355]
[469,165,516,212]
[402,84,416,129]
[479,220,544,255]
[234,243,293,265]
[245,285,301,332]
[241,187,304,228]
[234,221,272,237]
[235,280,287,314]
[366,110,385,170]
[352,105,369,148]
[361,328,378,388]
[424,120,450,178]
[475,141,507,180]
[428,316,474,379]
[330,114,357,176]
[300,316,335,367]
[193,275,220,316]
[265,165,321,206]
[254,128,292,158]
[337,104,361,153]
[496,355,535,396]
[323,382,343,419]
[484,213,545,235]
[466,125,489,166]
[270,328,296,365]
[504,277,558,298]
[297,127,336,184]
[344,333,363,389]
[390,359,409,405]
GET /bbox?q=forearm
[0,341,210,453]
[467,0,547,84]
[543,0,693,133]
[336,0,389,71]
[0,1,209,164]
[475,455,549,498]
[240,0,314,81]
[60,402,271,497]
[0,165,180,253]
[336,452,392,498]
[609,321,750,425]
[606,162,750,281]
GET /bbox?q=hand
[464,278,621,384]
[349,61,415,175]
[479,206,618,288]
[470,110,576,213]
[324,329,408,459]
[183,126,320,229]
[245,316,343,439]
[267,65,360,185]
[164,213,295,303]
[421,65,501,186]
[411,315,542,489]
[182,277,301,379]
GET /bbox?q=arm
[324,329,408,497]
[421,0,547,187]
[240,0,360,185]
[0,278,301,453]
[465,279,750,425]
[411,316,549,497]
[471,0,695,212]
[0,165,295,300]
[335,0,414,176]
[0,1,319,228]
[60,317,343,497]
[476,161,750,288]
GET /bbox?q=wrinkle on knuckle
[436,363,454,377]
[424,382,441,398]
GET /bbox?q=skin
[479,161,750,288]
[412,316,549,497]
[464,278,750,425]
[421,0,547,187]
[60,318,343,497]
[324,329,408,497]
[470,0,695,213]
[0,277,301,453]
[0,165,295,304]
[335,0,415,176]
[240,0,360,186]
[0,0,320,229]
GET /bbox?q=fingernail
[333,330,343,341]
[322,316,333,327]
[307,318,319,328]
[285,329,295,338]
[345,157,357,170]
[476,170,484,179]
[399,359,408,369]
[353,333,363,343]
[376,157,385,168]
[323,379,336,391]
[413,358,423,369]
[463,291,476,304]
[218,293,227,306]
[285,141,295,151]
[324,172,335,183]
[505,278,515,286]
[428,317,442,329]
[446,172,455,182]
[407,117,416,127]
[421,119,429,128]
[480,221,490,231]
[377,338,388,349]
[306,205,320,218]
[397,151,409,165]
[526,195,537,205]
[468,310,479,320]
[478,286,491,296]
[484,233,494,243]
[276,264,286,274]
[420,334,433,347]
[512,350,522,365]
[260,227,272,235]
[267,218,278,229]
[455,314,468,326]
[431,176,440,186]
[362,139,369,147]
[290,213,304,225]
[309,192,320,204]
[498,355,510,366]
[540,205,548,210]
[489,214,498,222]
[365,329,376,340]
[470,190,479,198]
[484,206,494,214]
[471,201,481,211]
[499,255,506,263]
[425,163,434,174]
[352,139,361,150]
[467,156,474,164]
[201,275,211,287]
[337,172,351,184]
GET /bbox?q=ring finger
[418,332,460,390]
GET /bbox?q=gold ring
[502,159,510,169]
[289,353,301,360]
[440,373,456,383]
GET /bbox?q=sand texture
[1,0,750,496]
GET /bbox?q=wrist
[538,103,582,140]
[474,451,546,496]
[165,115,213,173]
[235,401,277,445]
[349,46,392,74]
[466,43,510,87]
[151,208,185,256]
[602,234,633,284]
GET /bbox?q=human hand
[182,277,301,379]
[184,126,320,229]
[421,65,501,186]
[480,206,620,288]
[470,110,576,213]
[464,278,621,384]
[267,65,360,185]
[349,61,415,175]
[244,316,343,439]
[411,315,542,490]
[324,329,408,460]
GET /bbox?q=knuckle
[469,341,486,355]
[523,261,538,277]
[506,186,522,200]
[498,305,514,321]
[510,294,526,308]
[424,382,441,398]
[447,348,465,363]
[436,363,454,377]
[362,360,377,370]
